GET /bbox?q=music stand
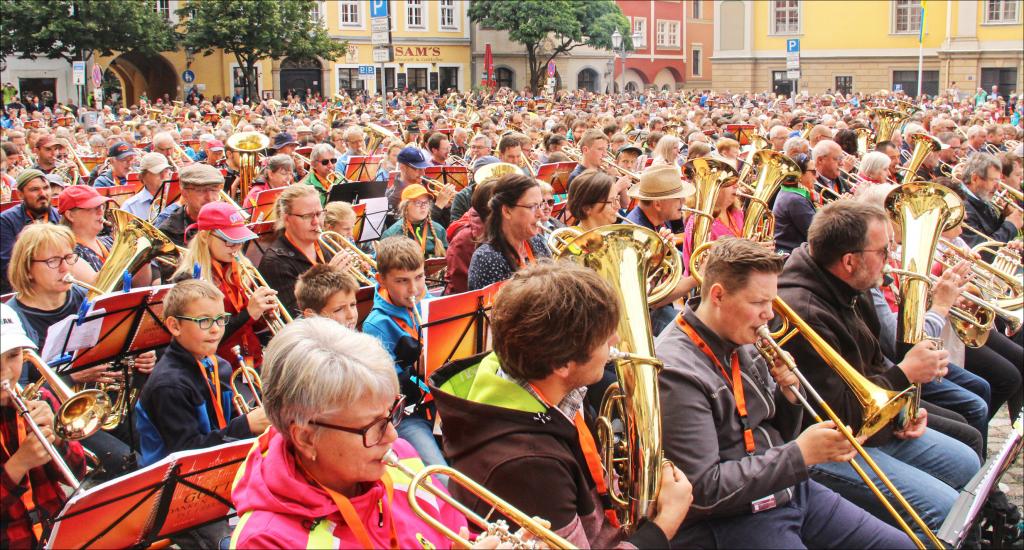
[46,439,253,550]
[248,187,285,221]
[355,285,377,330]
[345,155,384,182]
[153,175,181,215]
[96,184,142,207]
[419,282,503,378]
[242,221,277,266]
[552,201,571,224]
[351,203,367,243]
[327,179,387,206]
[535,162,577,195]
[423,166,470,191]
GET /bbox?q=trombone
[2,380,82,489]
[382,450,574,549]
[229,345,263,415]
[318,231,377,286]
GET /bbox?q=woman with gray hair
[856,151,892,187]
[243,153,294,209]
[230,317,501,549]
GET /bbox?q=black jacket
[961,190,1018,249]
[257,233,334,316]
[776,245,912,445]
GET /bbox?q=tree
[468,0,632,93]
[177,0,347,102]
[0,0,176,100]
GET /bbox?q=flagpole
[917,0,925,97]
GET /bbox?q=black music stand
[327,179,387,206]
[46,439,252,550]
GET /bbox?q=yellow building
[711,0,1023,97]
[93,0,471,105]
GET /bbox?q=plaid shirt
[2,387,86,549]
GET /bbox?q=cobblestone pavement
[987,407,1022,549]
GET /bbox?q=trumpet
[234,253,292,334]
[229,346,263,415]
[992,181,1024,214]
[421,176,447,197]
[2,380,82,489]
[318,231,377,286]
[382,450,574,549]
[936,238,1021,300]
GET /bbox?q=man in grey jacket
[656,237,913,549]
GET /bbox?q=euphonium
[19,349,111,441]
[317,231,377,286]
[89,210,180,298]
[885,182,964,419]
[900,133,942,184]
[683,158,740,251]
[227,131,270,202]
[233,252,293,334]
[555,225,677,531]
[382,450,574,549]
[737,150,802,243]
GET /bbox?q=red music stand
[535,162,577,195]
[345,155,384,182]
[351,203,367,242]
[248,187,285,222]
[242,221,277,265]
[355,285,377,330]
[153,175,181,215]
[96,183,142,207]
[420,282,503,377]
[423,165,469,191]
[46,439,253,550]
[0,200,21,213]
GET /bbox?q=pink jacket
[230,428,467,549]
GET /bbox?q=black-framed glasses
[33,253,79,269]
[513,203,543,213]
[289,209,327,222]
[174,313,232,330]
[308,395,406,448]
[319,158,338,165]
[852,244,890,260]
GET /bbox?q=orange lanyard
[196,357,227,429]
[676,315,756,455]
[1,414,43,539]
[516,240,536,268]
[380,289,420,340]
[305,464,400,550]
[528,383,621,528]
[212,260,246,313]
[285,232,325,265]
[405,219,429,253]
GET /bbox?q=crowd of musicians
[1,85,1022,549]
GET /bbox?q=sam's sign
[394,46,443,61]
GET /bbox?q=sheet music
[41,309,104,364]
[358,197,388,241]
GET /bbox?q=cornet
[318,231,377,286]
[234,253,292,334]
[230,346,263,415]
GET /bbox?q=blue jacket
[1,204,60,293]
[362,285,421,373]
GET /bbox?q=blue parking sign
[786,39,800,53]
[371,0,388,18]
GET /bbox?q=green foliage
[177,0,347,100]
[468,0,631,91]
[0,0,176,64]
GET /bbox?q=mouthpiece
[755,325,773,340]
[61,274,74,284]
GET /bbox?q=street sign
[182,70,195,83]
[547,61,556,77]
[73,61,86,86]
[372,31,389,45]
[372,46,393,63]
[787,69,801,79]
[786,39,800,53]
[370,0,388,18]
[358,65,375,81]
[371,17,389,33]
[786,58,800,70]
[91,65,102,86]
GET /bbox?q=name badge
[751,494,778,514]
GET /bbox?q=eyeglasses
[308,395,406,448]
[33,253,79,269]
[542,199,556,207]
[513,203,543,213]
[411,199,432,207]
[174,313,232,330]
[319,158,338,166]
[852,243,890,260]
[288,209,327,222]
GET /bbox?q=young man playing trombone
[656,237,913,548]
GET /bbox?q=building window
[439,0,457,30]
[154,0,170,19]
[338,68,364,93]
[893,70,939,97]
[630,17,647,47]
[440,67,459,92]
[657,20,680,48]
[771,0,800,35]
[893,0,923,33]
[339,0,360,26]
[495,67,514,89]
[835,76,853,95]
[984,0,1019,23]
[691,45,702,76]
[407,0,425,29]
[693,0,702,19]
[408,68,428,91]
[577,68,598,92]
[309,1,323,23]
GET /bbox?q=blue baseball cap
[397,146,432,170]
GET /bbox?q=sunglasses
[320,158,338,166]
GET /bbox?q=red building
[615,0,713,91]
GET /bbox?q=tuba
[869,107,910,144]
[555,225,678,531]
[855,127,875,156]
[364,123,400,155]
[226,131,270,203]
[900,133,942,184]
[88,210,180,298]
[737,150,802,243]
[683,158,740,252]
[884,182,964,419]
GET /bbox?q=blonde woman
[652,135,682,167]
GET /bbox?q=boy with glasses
[136,279,269,469]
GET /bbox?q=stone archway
[106,52,177,105]
[280,57,324,100]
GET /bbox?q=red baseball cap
[185,202,256,244]
[57,185,114,216]
[207,139,225,152]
